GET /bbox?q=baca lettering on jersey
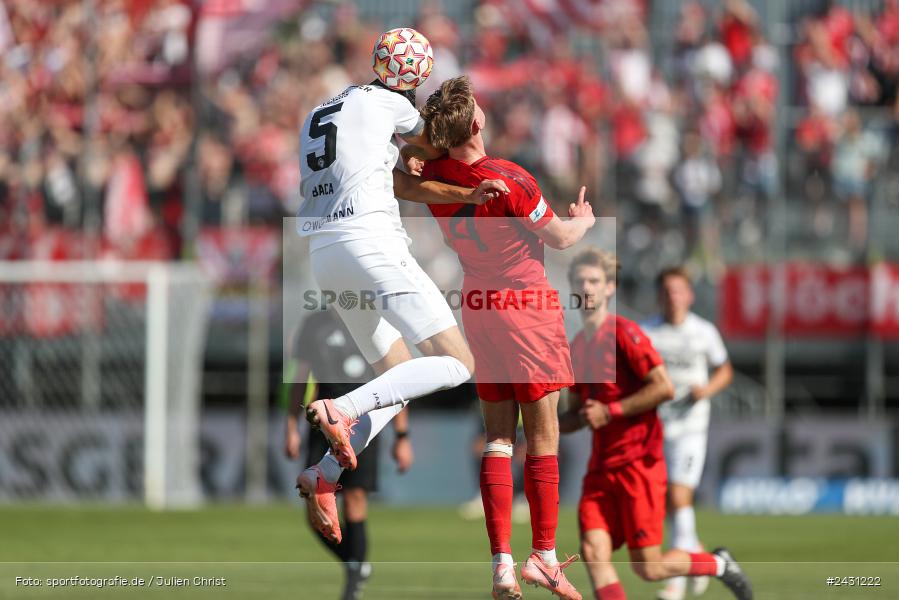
[311,183,334,198]
[301,204,356,232]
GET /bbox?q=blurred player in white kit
[642,267,734,600]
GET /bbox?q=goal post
[0,261,213,509]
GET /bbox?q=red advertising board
[721,263,899,339]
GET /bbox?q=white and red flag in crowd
[104,153,151,250]
[195,227,280,285]
[196,0,308,74]
[486,0,646,45]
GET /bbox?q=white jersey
[642,312,728,438]
[297,84,424,251]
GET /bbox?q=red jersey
[570,314,665,472]
[422,156,554,291]
[423,155,572,401]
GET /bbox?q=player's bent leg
[320,338,415,473]
[311,331,471,471]
[581,529,623,599]
[633,546,752,600]
[325,327,472,425]
[630,545,683,582]
[306,321,407,471]
[370,336,415,375]
[415,325,475,376]
[480,400,520,599]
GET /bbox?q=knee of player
[526,421,559,445]
[630,560,665,582]
[580,539,606,564]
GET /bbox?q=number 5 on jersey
[306,103,343,171]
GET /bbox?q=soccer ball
[371,27,434,91]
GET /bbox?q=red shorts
[578,454,667,550]
[464,303,573,404]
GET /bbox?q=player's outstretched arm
[617,365,675,418]
[535,186,595,249]
[393,167,510,206]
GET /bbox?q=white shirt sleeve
[388,92,424,135]
[704,321,729,368]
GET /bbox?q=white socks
[318,454,343,484]
[534,548,558,566]
[672,506,699,552]
[492,553,514,569]
[667,506,701,590]
[714,555,726,577]
[315,356,470,485]
[491,550,557,570]
[333,356,471,420]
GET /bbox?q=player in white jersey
[642,267,734,600]
[295,28,509,545]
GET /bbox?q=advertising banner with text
[721,262,899,338]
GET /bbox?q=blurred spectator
[674,132,723,277]
[719,0,758,69]
[0,0,896,287]
[832,110,887,253]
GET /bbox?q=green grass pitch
[1,504,897,599]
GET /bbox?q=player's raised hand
[568,186,595,226]
[466,178,510,205]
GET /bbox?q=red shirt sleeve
[618,321,663,380]
[498,164,554,231]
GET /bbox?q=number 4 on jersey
[306,103,343,171]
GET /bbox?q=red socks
[481,455,561,555]
[688,552,720,576]
[480,456,513,554]
[524,455,559,551]
[595,581,627,599]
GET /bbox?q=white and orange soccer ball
[371,27,434,91]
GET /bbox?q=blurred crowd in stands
[0,0,896,281]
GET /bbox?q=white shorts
[663,432,708,489]
[309,236,457,363]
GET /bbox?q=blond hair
[420,76,476,150]
[568,248,620,284]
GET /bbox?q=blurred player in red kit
[559,249,752,600]
[411,75,594,600]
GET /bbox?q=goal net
[0,261,213,509]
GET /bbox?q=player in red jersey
[412,75,594,600]
[560,248,753,600]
